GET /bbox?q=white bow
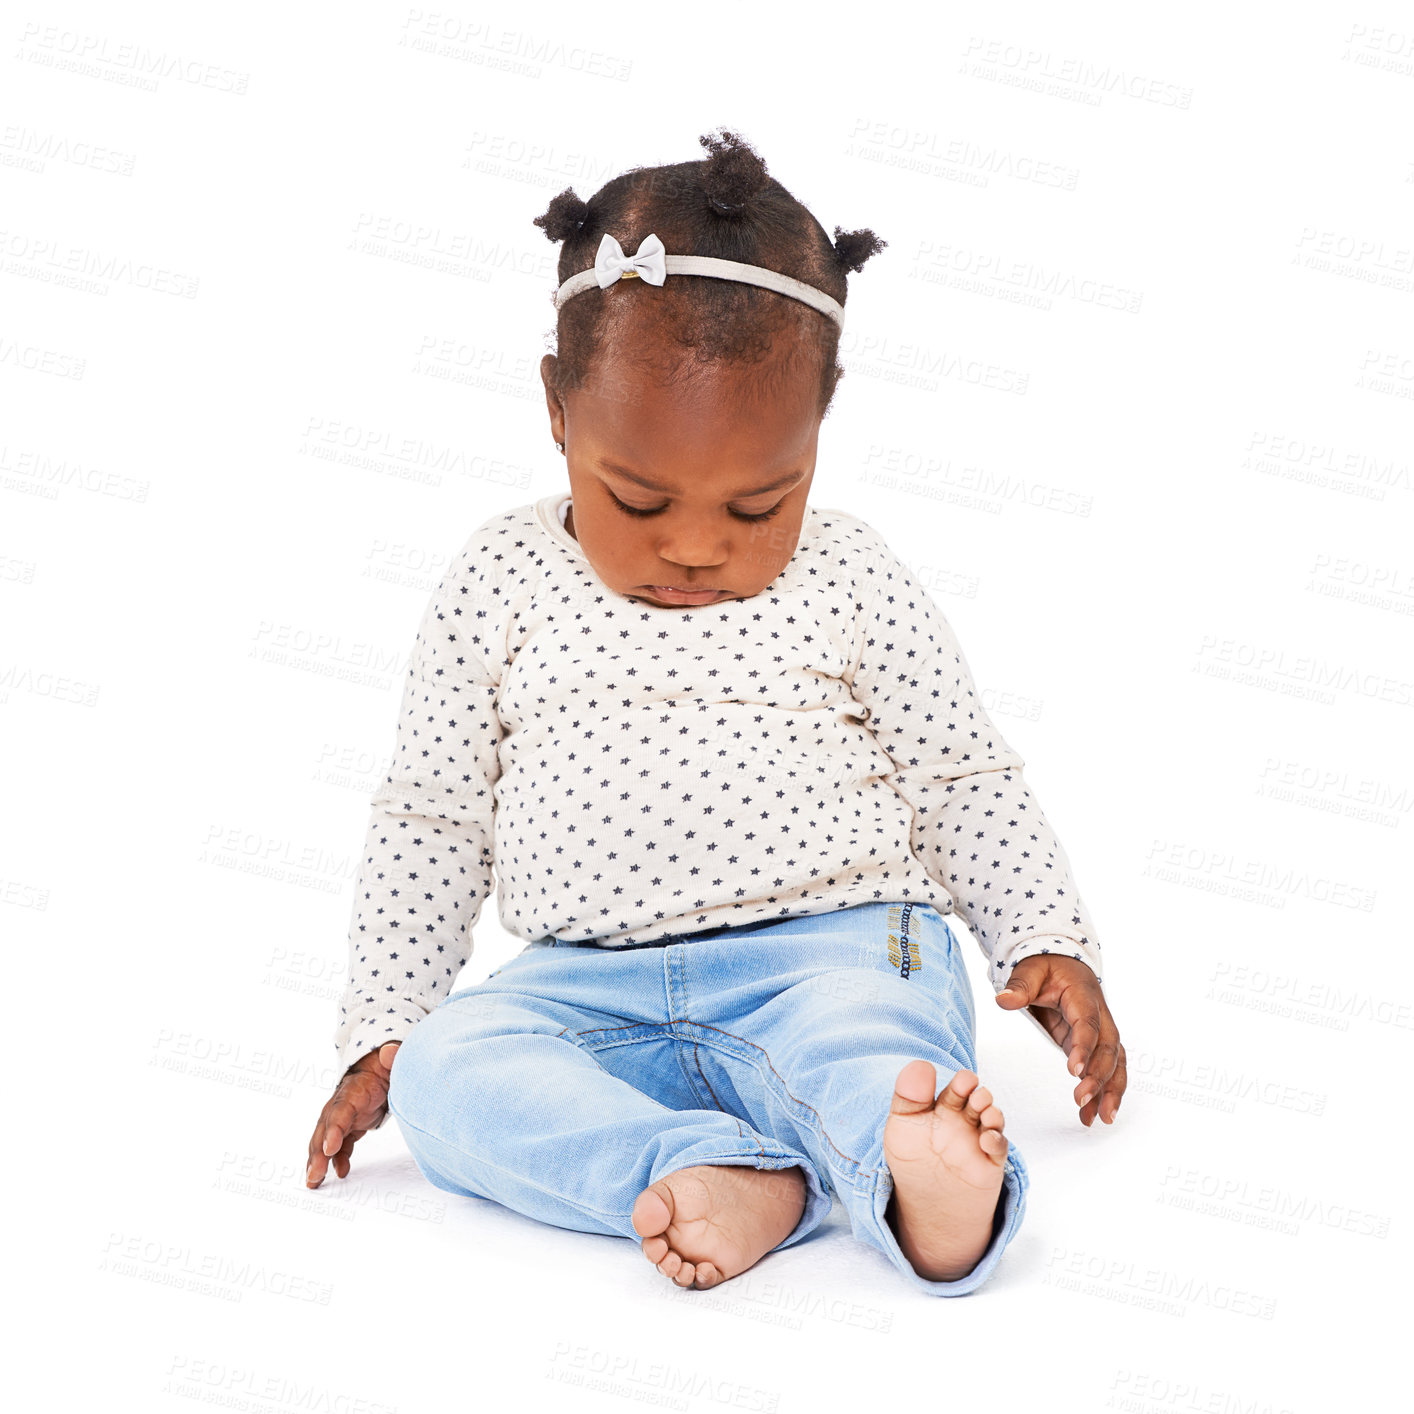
[594,232,667,289]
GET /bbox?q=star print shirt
[333,492,1104,1073]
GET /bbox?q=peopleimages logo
[887,903,923,979]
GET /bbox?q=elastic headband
[554,231,846,332]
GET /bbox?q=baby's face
[541,338,821,608]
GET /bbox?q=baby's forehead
[569,349,825,443]
[595,318,819,388]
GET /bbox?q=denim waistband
[543,903,929,950]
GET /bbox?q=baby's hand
[995,957,1125,1127]
[306,1042,401,1187]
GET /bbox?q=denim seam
[674,1022,871,1179]
[690,1040,744,1134]
[558,1021,674,1052]
[664,947,715,1110]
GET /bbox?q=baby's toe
[673,1260,697,1287]
[657,1250,683,1279]
[631,1185,673,1239]
[938,1070,981,1109]
[641,1234,669,1264]
[965,1085,993,1116]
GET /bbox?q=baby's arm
[333,537,506,1078]
[846,529,1103,997]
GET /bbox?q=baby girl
[305,128,1126,1297]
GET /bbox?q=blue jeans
[386,901,1029,1295]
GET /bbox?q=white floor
[39,936,1394,1412]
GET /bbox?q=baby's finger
[1078,1043,1127,1126]
[1097,1044,1127,1125]
[1076,1012,1122,1103]
[1059,989,1103,1080]
[307,1123,332,1187]
[333,1129,363,1180]
[319,1089,367,1158]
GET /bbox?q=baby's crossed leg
[385,915,1025,1296]
[385,975,835,1256]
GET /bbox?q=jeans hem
[853,1149,1028,1296]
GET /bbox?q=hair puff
[699,128,771,216]
[831,226,888,274]
[533,188,591,243]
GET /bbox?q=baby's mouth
[639,585,726,604]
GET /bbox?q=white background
[6,2,1411,1409]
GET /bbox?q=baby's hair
[533,128,886,419]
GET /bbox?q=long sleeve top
[333,492,1104,1073]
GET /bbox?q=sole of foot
[630,1163,807,1290]
[883,1059,1009,1282]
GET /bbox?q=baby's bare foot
[630,1163,807,1290]
[883,1060,1009,1282]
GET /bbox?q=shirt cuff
[992,934,1104,993]
[336,999,431,1077]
